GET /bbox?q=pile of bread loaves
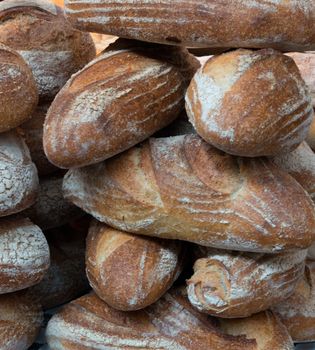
[0,0,315,349]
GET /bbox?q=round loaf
[43,41,199,168]
[273,260,315,342]
[0,130,39,217]
[20,103,58,176]
[63,134,315,253]
[186,49,313,157]
[86,220,185,311]
[0,0,96,100]
[0,44,38,132]
[0,291,43,350]
[0,217,50,294]
[187,248,307,318]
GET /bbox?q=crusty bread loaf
[46,288,294,350]
[23,175,83,230]
[20,103,58,176]
[64,0,314,52]
[0,0,96,100]
[86,220,185,311]
[0,217,49,294]
[63,134,315,253]
[0,291,43,350]
[0,43,38,132]
[27,225,89,310]
[187,247,307,318]
[43,40,199,168]
[308,243,315,260]
[273,260,315,342]
[186,49,313,157]
[0,130,39,217]
[271,141,315,201]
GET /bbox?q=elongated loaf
[187,248,307,318]
[0,44,38,132]
[271,142,315,201]
[186,49,313,157]
[0,130,39,217]
[0,291,43,350]
[44,40,199,168]
[273,260,315,342]
[20,103,58,176]
[23,175,83,230]
[86,220,185,311]
[0,0,96,100]
[64,0,315,52]
[0,217,49,294]
[46,288,293,350]
[63,135,315,253]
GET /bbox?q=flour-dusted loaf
[0,130,39,217]
[0,291,43,350]
[187,247,307,318]
[63,135,315,253]
[0,217,49,294]
[186,49,313,157]
[64,0,315,52]
[0,44,38,132]
[271,141,315,202]
[43,40,199,168]
[273,260,315,342]
[23,175,83,230]
[86,220,185,311]
[20,103,58,176]
[27,225,89,310]
[46,288,294,350]
[0,0,96,100]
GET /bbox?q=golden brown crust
[64,0,315,51]
[0,291,43,350]
[0,44,38,132]
[86,220,185,311]
[186,49,313,157]
[0,0,96,100]
[43,41,199,168]
[63,134,315,253]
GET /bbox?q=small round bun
[186,49,313,157]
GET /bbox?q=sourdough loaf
[64,0,315,52]
[0,217,49,294]
[86,220,185,311]
[186,49,313,157]
[0,0,96,100]
[0,43,38,132]
[43,40,199,168]
[187,247,307,318]
[46,288,294,350]
[63,135,315,253]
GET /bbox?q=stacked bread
[0,0,314,349]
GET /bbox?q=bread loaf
[271,141,315,201]
[273,260,315,342]
[43,41,199,168]
[0,130,39,217]
[0,217,49,294]
[187,248,307,318]
[63,134,315,253]
[86,220,185,311]
[0,44,38,132]
[186,49,313,157]
[0,0,96,100]
[0,291,43,350]
[64,0,315,52]
[27,225,89,310]
[46,288,294,350]
[20,103,58,176]
[23,175,83,230]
